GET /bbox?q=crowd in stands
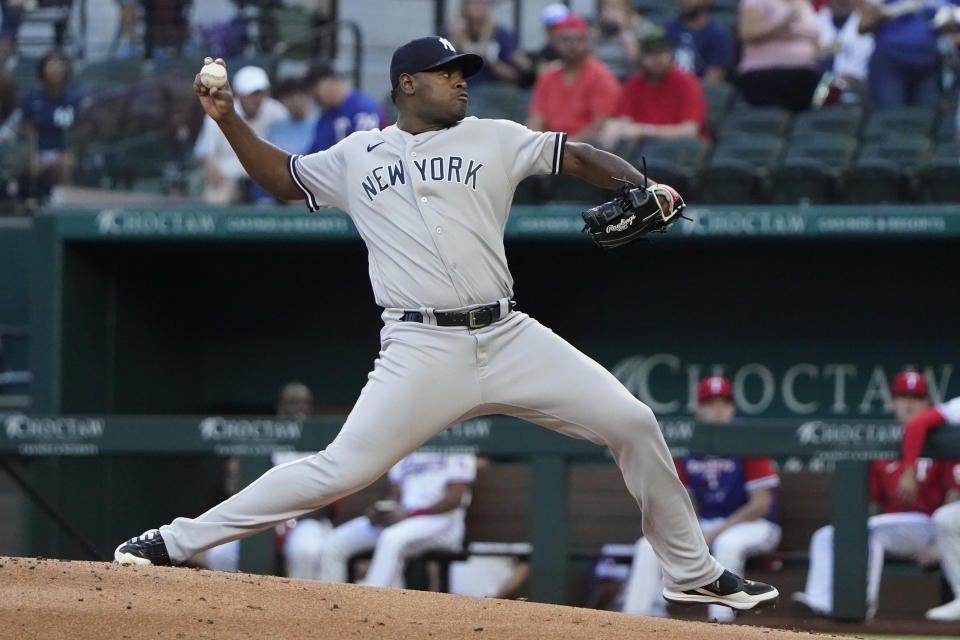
[2,0,960,213]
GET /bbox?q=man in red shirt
[792,371,960,620]
[598,28,708,149]
[526,14,622,141]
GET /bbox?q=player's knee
[933,502,960,532]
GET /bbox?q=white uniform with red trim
[622,456,781,622]
[315,451,476,587]
[926,397,960,620]
[796,458,960,618]
[153,115,723,594]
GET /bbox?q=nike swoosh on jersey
[367,141,385,152]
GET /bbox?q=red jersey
[615,66,708,140]
[529,56,622,137]
[870,458,960,515]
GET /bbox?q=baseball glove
[581,181,686,249]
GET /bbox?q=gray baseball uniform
[157,116,722,591]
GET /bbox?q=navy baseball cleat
[663,570,779,610]
[114,529,172,566]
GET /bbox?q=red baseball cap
[551,15,589,32]
[697,376,733,402]
[891,370,928,398]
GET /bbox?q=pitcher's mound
[0,556,820,640]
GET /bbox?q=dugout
[6,204,960,615]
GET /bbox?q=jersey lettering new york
[290,118,566,310]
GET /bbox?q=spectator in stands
[194,65,288,205]
[252,77,318,205]
[591,0,654,82]
[665,0,735,82]
[737,0,821,111]
[445,0,532,86]
[315,450,476,588]
[818,0,874,81]
[856,0,942,109]
[527,14,622,142]
[307,63,383,154]
[621,376,781,623]
[897,387,960,621]
[20,49,86,202]
[815,0,874,104]
[792,371,960,620]
[115,0,139,58]
[0,0,22,71]
[143,0,189,59]
[529,3,571,75]
[598,28,708,149]
[0,68,23,203]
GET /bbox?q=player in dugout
[621,375,781,623]
[897,376,960,622]
[793,371,960,620]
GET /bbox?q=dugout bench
[7,414,955,620]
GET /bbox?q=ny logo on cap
[437,37,456,52]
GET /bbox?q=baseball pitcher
[114,36,777,612]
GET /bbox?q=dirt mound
[0,556,821,640]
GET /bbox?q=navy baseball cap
[390,36,484,89]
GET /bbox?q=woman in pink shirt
[737,0,821,111]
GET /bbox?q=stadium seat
[919,156,960,202]
[861,106,936,143]
[790,105,865,141]
[75,57,144,92]
[513,176,544,205]
[846,135,932,203]
[936,115,957,142]
[628,137,709,197]
[468,84,530,123]
[702,80,735,137]
[544,173,613,204]
[699,134,784,203]
[719,106,792,141]
[771,134,858,203]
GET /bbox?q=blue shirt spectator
[253,76,319,204]
[859,0,945,108]
[444,0,532,85]
[664,0,733,82]
[21,85,83,154]
[307,64,383,153]
[665,16,734,82]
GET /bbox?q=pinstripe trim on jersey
[552,132,567,175]
[288,154,319,212]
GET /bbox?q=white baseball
[199,62,228,89]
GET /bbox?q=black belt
[400,300,516,329]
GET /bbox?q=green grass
[829,635,960,640]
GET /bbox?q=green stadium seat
[790,105,865,141]
[702,80,735,138]
[629,137,709,197]
[75,57,145,92]
[699,134,784,203]
[846,135,932,203]
[936,115,957,142]
[467,84,530,123]
[861,106,936,143]
[920,156,960,202]
[771,134,858,204]
[543,173,613,204]
[719,106,792,141]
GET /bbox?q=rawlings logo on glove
[581,179,687,249]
